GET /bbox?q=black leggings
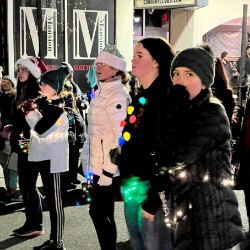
[89,175,120,250]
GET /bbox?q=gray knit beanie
[94,43,126,72]
[170,47,215,88]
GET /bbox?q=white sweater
[26,111,69,173]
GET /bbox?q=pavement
[0,167,130,250]
[0,166,250,250]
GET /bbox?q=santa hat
[94,44,126,72]
[15,56,47,79]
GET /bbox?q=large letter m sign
[73,10,108,59]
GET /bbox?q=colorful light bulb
[129,115,136,124]
[118,136,126,146]
[139,96,147,106]
[120,120,126,127]
[127,106,134,115]
[123,131,131,141]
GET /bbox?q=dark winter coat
[144,87,245,250]
[0,89,16,150]
[0,89,16,126]
[64,92,86,148]
[10,77,40,153]
[212,82,235,122]
[237,56,250,75]
[232,100,250,189]
[119,76,171,180]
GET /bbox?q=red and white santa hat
[15,56,47,79]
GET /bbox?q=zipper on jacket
[101,139,104,164]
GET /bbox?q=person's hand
[1,125,13,139]
[19,99,37,116]
[142,209,154,222]
[97,174,113,186]
[167,84,190,111]
[231,116,238,124]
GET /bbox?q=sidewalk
[0,166,130,250]
[0,166,250,249]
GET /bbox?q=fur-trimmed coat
[143,86,245,250]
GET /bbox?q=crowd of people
[0,38,250,250]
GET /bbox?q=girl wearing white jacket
[87,44,131,250]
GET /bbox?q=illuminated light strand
[160,170,235,228]
[81,175,93,203]
[118,96,148,147]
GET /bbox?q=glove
[19,99,37,116]
[167,84,190,112]
[97,169,113,186]
[109,148,120,164]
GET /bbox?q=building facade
[1,0,250,88]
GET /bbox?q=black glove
[109,148,120,164]
[166,84,190,112]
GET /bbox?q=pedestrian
[0,76,19,202]
[237,46,250,76]
[232,95,250,239]
[59,62,88,185]
[19,65,70,250]
[59,62,89,118]
[119,37,175,250]
[212,57,235,122]
[146,44,245,249]
[61,80,86,190]
[237,46,250,101]
[11,56,47,237]
[86,43,131,250]
[221,51,234,80]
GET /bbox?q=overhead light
[134,17,140,23]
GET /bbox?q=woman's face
[131,42,158,84]
[172,67,205,100]
[247,48,250,58]
[1,79,13,91]
[95,63,118,82]
[39,82,56,98]
[17,65,30,82]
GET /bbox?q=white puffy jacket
[87,77,131,177]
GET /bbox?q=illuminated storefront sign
[8,0,115,90]
[135,0,207,8]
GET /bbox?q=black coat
[10,77,40,153]
[144,87,244,250]
[0,89,16,150]
[119,76,171,180]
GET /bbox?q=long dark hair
[15,74,40,107]
[139,36,176,85]
[213,58,231,90]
